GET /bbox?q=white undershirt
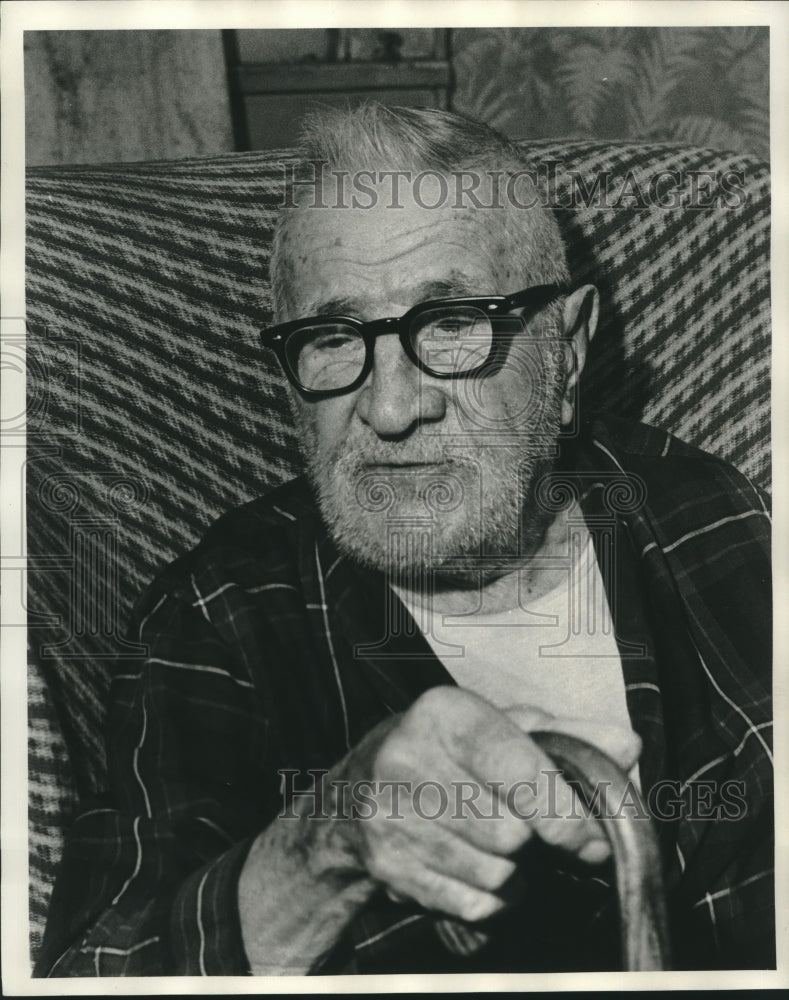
[393,526,641,784]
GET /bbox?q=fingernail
[579,839,611,864]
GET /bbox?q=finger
[405,820,520,893]
[394,692,610,859]
[503,764,611,857]
[364,785,526,884]
[462,719,611,856]
[374,861,509,924]
[369,728,533,856]
[384,693,544,856]
[504,705,555,730]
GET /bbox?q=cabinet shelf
[235,60,451,95]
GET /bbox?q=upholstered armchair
[25,140,770,966]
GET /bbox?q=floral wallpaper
[452,27,769,160]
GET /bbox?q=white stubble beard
[296,371,565,586]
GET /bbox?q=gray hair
[271,102,569,327]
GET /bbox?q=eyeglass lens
[288,306,495,392]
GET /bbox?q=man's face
[281,185,572,580]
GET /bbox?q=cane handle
[531,729,671,971]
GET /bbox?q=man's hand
[332,686,641,923]
[239,685,641,973]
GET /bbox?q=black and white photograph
[1,0,786,990]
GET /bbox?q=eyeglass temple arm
[530,729,671,971]
[506,283,567,310]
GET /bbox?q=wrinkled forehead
[276,174,520,310]
[290,174,510,245]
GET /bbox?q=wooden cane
[530,730,671,971]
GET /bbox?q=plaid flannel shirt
[36,415,774,976]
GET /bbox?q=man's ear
[560,284,599,427]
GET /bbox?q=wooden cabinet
[225,28,452,150]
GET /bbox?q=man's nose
[354,335,446,438]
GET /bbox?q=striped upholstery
[28,655,78,949]
[25,142,770,961]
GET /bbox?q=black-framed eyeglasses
[259,283,566,400]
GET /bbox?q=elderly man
[37,105,772,976]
